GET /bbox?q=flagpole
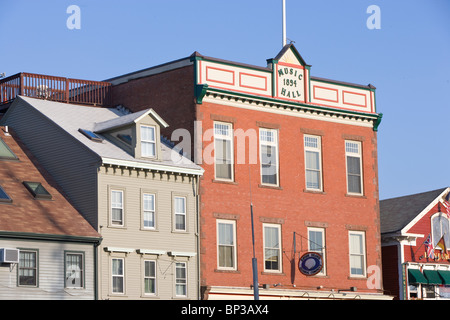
[249,167,259,300]
[282,0,287,47]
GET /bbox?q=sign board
[298,252,323,276]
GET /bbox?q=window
[18,250,37,287]
[304,135,322,191]
[78,128,103,143]
[111,190,124,226]
[143,193,156,229]
[0,185,12,203]
[174,196,186,231]
[0,137,18,160]
[23,181,52,200]
[263,224,282,272]
[214,122,234,181]
[345,141,363,195]
[65,253,84,288]
[349,231,366,277]
[175,262,187,297]
[431,213,450,248]
[217,220,237,270]
[112,258,124,294]
[141,125,156,158]
[308,227,326,275]
[144,260,156,295]
[260,129,279,186]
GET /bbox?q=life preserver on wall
[298,252,323,276]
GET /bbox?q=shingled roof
[0,127,101,241]
[380,188,448,235]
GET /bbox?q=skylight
[0,185,12,203]
[0,138,18,160]
[23,181,52,200]
[78,129,103,143]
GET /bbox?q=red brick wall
[381,245,400,299]
[198,101,382,294]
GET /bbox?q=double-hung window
[260,129,279,186]
[112,258,124,294]
[111,190,124,226]
[214,122,234,181]
[304,135,322,191]
[65,252,84,288]
[174,196,186,231]
[18,250,38,287]
[308,227,326,275]
[175,262,187,297]
[144,260,156,295]
[345,141,363,195]
[143,193,156,229]
[141,125,156,158]
[349,231,366,277]
[263,224,282,272]
[217,220,237,270]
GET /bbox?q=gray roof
[16,96,202,174]
[380,188,448,234]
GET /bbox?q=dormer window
[23,181,52,200]
[140,125,156,158]
[0,138,18,160]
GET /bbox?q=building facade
[108,44,390,299]
[0,126,101,299]
[1,98,203,299]
[381,187,450,300]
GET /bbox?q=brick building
[381,188,450,300]
[106,44,390,300]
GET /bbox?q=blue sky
[1,0,449,200]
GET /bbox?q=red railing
[0,72,111,107]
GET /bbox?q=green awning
[408,269,427,284]
[438,270,450,285]
[423,270,443,285]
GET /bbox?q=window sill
[258,184,282,190]
[261,271,285,276]
[303,189,326,195]
[212,179,238,185]
[214,269,240,274]
[345,193,366,199]
[347,276,367,280]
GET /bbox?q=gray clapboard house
[0,96,204,300]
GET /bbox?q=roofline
[401,187,450,234]
[0,230,101,244]
[101,157,204,176]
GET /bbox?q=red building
[381,187,450,300]
[108,44,389,299]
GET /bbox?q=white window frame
[143,193,156,230]
[307,227,326,275]
[18,249,38,287]
[65,252,84,288]
[214,121,234,181]
[143,260,157,296]
[259,128,279,186]
[348,231,366,277]
[140,125,156,158]
[345,140,363,195]
[111,258,125,294]
[111,189,124,226]
[217,219,237,271]
[304,135,323,191]
[263,223,282,273]
[175,262,187,297]
[174,196,187,232]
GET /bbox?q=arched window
[431,212,450,248]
